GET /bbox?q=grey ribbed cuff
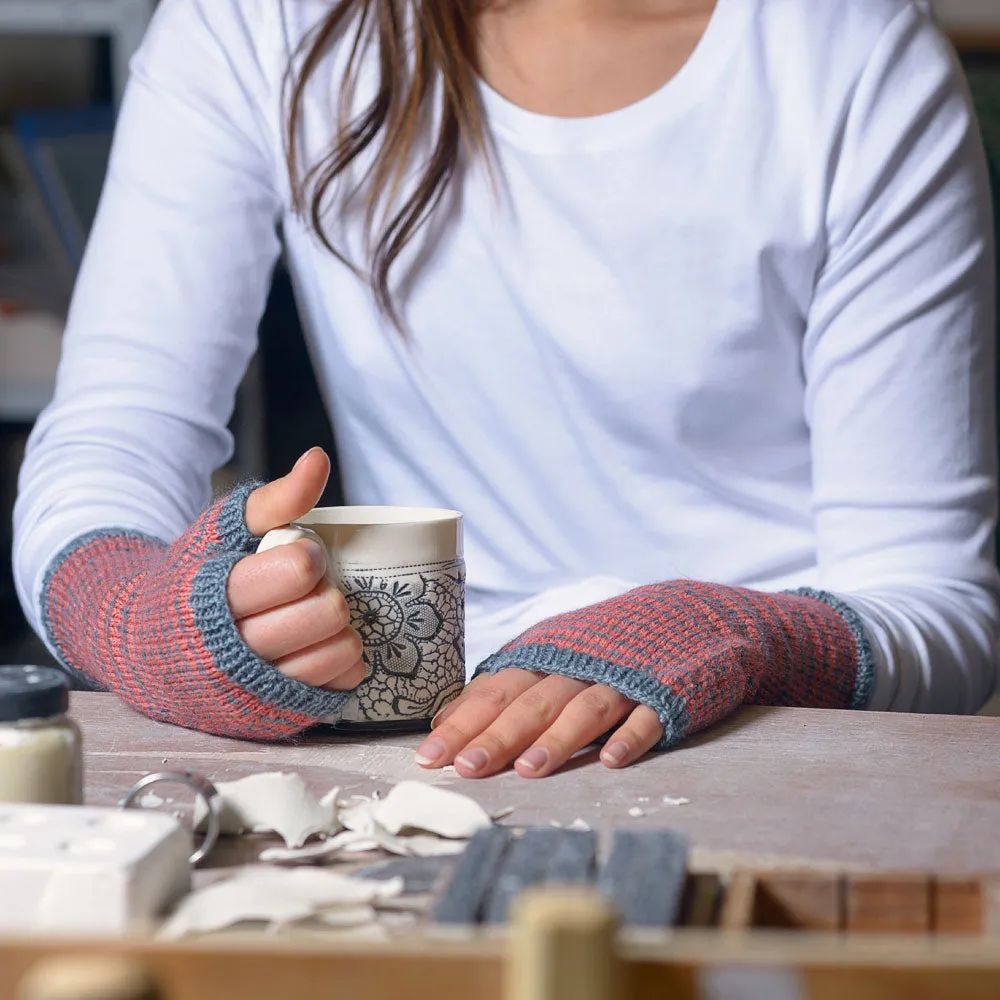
[197,479,351,720]
[190,551,351,721]
[213,479,265,553]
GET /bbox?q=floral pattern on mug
[346,577,443,677]
[337,561,466,723]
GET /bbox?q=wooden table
[5,696,1000,1000]
[75,693,1000,875]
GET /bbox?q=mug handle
[256,524,326,560]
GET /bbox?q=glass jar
[0,666,82,805]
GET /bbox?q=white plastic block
[0,804,191,935]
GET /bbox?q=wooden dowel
[506,888,622,1000]
[17,955,160,1000]
[718,871,758,931]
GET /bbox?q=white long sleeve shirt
[13,0,1000,712]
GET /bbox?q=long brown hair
[284,0,492,329]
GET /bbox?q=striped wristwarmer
[476,581,875,749]
[40,483,349,739]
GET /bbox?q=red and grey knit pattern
[40,483,349,740]
[475,580,874,748]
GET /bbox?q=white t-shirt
[13,0,1000,712]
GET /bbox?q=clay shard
[193,772,338,848]
[372,827,469,858]
[258,830,379,865]
[338,799,378,837]
[159,868,402,939]
[320,787,341,810]
[371,781,492,839]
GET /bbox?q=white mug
[258,506,465,729]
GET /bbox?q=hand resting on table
[417,670,665,779]
[418,579,871,779]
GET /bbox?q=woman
[13,0,999,779]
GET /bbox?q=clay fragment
[159,868,403,939]
[372,782,492,839]
[258,830,379,864]
[193,773,338,848]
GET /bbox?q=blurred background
[0,0,346,667]
[0,0,998,670]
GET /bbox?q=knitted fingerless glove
[476,581,875,749]
[40,483,350,739]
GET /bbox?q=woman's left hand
[413,668,664,779]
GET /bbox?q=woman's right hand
[229,447,366,692]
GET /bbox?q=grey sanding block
[431,825,687,929]
[432,825,512,924]
[597,829,689,927]
[482,827,597,925]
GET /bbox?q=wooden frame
[718,871,999,937]
[6,925,1000,1000]
[6,887,1000,1000]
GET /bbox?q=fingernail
[601,741,629,767]
[414,737,446,766]
[301,537,326,572]
[455,748,489,773]
[516,747,549,772]
[293,447,317,470]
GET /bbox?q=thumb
[244,447,331,536]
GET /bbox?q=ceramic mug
[258,507,465,730]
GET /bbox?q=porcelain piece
[371,781,492,839]
[159,868,402,939]
[193,773,337,848]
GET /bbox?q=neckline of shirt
[475,0,746,155]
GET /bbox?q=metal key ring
[120,770,221,866]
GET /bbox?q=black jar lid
[0,666,69,723]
